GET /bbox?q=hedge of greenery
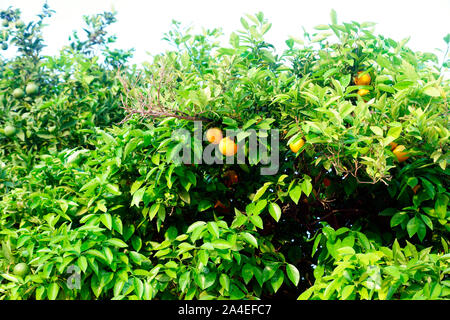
[0,5,448,300]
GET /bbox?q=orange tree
[0,8,449,300]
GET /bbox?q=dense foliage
[0,6,449,300]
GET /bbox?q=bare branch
[116,63,212,124]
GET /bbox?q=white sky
[1,0,449,65]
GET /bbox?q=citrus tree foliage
[0,7,449,300]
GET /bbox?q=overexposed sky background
[1,0,449,65]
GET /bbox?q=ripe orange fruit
[323,178,331,187]
[354,71,371,86]
[224,170,239,186]
[219,137,237,156]
[206,127,223,144]
[389,142,398,151]
[214,200,230,213]
[289,138,305,153]
[392,145,409,162]
[214,200,226,209]
[357,89,370,96]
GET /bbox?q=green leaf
[298,287,314,300]
[104,247,114,265]
[124,138,140,160]
[78,256,88,273]
[207,222,220,239]
[286,264,300,286]
[390,212,408,227]
[435,194,448,220]
[420,214,433,230]
[35,286,46,300]
[1,273,19,282]
[198,250,209,265]
[230,285,245,299]
[241,232,258,248]
[356,232,371,250]
[370,126,383,136]
[339,74,351,88]
[130,180,144,195]
[133,278,144,299]
[106,183,121,196]
[149,203,160,221]
[131,236,142,252]
[106,238,128,248]
[240,17,249,30]
[263,264,278,282]
[270,270,284,293]
[387,126,402,139]
[113,216,123,235]
[311,234,322,257]
[314,24,330,30]
[179,272,191,293]
[187,221,206,233]
[100,213,112,230]
[330,9,337,25]
[131,188,145,207]
[219,274,230,292]
[423,86,440,97]
[289,185,302,204]
[198,200,212,212]
[47,283,59,300]
[212,239,232,250]
[158,205,166,222]
[249,215,263,229]
[114,280,125,297]
[231,214,248,229]
[268,202,282,222]
[253,182,272,202]
[198,271,216,290]
[407,217,419,238]
[341,285,354,300]
[254,199,267,215]
[301,178,313,197]
[242,263,254,284]
[179,189,190,204]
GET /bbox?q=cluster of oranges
[206,128,237,156]
[354,71,371,97]
[354,71,412,164]
[205,128,240,212]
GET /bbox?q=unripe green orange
[26,82,39,95]
[4,125,16,137]
[15,20,25,28]
[13,263,29,277]
[13,88,24,99]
